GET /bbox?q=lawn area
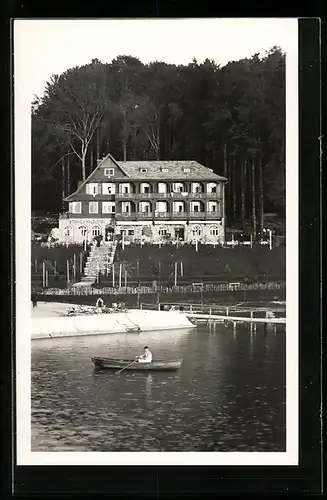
[31,241,286,289]
[115,243,286,282]
[31,242,91,287]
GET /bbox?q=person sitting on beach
[96,297,104,309]
[135,346,152,363]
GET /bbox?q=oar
[115,359,138,375]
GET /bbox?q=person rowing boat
[135,346,152,363]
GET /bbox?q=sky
[14,18,298,102]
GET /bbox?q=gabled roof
[64,154,227,202]
[64,153,130,201]
[117,160,227,181]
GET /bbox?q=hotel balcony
[115,211,221,221]
[115,192,220,199]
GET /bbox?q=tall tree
[40,60,110,180]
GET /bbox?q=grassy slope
[31,242,286,289]
[115,244,286,281]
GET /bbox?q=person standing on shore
[31,291,38,308]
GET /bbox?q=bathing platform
[141,302,286,329]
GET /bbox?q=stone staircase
[72,241,117,287]
[84,241,117,279]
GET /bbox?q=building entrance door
[175,227,185,240]
[105,226,115,242]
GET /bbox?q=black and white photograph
[15,18,298,466]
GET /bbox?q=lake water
[31,322,286,452]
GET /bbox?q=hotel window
[128,229,135,236]
[211,185,217,193]
[158,227,167,236]
[104,168,115,177]
[69,202,81,214]
[192,226,201,236]
[86,183,99,195]
[89,202,98,214]
[193,205,199,212]
[92,226,101,236]
[64,226,72,236]
[209,226,219,236]
[102,202,115,214]
[78,225,87,237]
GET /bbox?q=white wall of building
[207,182,218,194]
[140,182,152,193]
[190,201,205,212]
[207,201,219,212]
[191,182,204,193]
[172,182,186,193]
[173,201,186,212]
[155,201,168,212]
[102,182,116,194]
[86,183,99,195]
[139,201,151,212]
[121,201,132,212]
[119,183,133,194]
[157,182,168,193]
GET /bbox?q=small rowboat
[91,356,183,372]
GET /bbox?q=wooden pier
[140,301,286,329]
[186,312,286,325]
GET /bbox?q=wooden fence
[40,281,286,296]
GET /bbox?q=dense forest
[32,48,285,234]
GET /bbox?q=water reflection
[31,324,286,452]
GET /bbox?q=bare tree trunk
[228,154,232,218]
[90,143,94,173]
[259,155,264,237]
[241,157,246,228]
[252,159,256,239]
[67,149,71,195]
[232,155,236,219]
[223,143,227,177]
[96,128,100,161]
[81,144,87,181]
[61,156,65,211]
[122,108,127,161]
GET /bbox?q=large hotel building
[56,153,227,245]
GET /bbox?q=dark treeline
[32,48,285,233]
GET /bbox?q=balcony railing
[115,191,220,199]
[115,211,221,220]
[116,212,154,220]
